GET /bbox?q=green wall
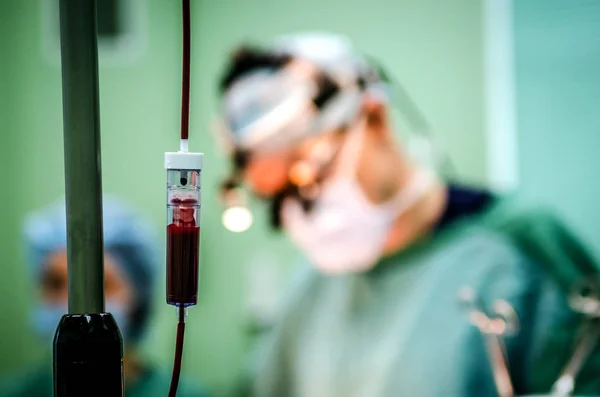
[514,0,600,258]
[0,0,40,374]
[0,1,486,395]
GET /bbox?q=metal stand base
[53,313,124,397]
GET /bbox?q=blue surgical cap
[23,195,159,344]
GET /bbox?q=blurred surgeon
[1,196,207,397]
[216,33,600,397]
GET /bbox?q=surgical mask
[281,117,435,274]
[31,301,130,345]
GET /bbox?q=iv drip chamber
[165,151,203,307]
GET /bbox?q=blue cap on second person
[23,195,159,343]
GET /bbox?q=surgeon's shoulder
[481,194,558,229]
[480,194,586,248]
[481,194,590,250]
[482,195,599,287]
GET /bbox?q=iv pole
[54,0,124,395]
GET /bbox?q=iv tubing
[180,0,191,145]
[168,305,187,397]
[168,2,192,396]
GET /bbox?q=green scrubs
[0,364,207,397]
[250,197,600,397]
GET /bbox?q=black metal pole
[54,1,123,395]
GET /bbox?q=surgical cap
[273,32,371,86]
[220,32,387,153]
[23,195,159,343]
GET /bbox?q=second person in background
[0,196,208,397]
[215,32,600,397]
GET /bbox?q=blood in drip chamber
[166,167,202,306]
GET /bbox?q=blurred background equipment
[459,287,520,397]
[1,0,600,396]
[41,0,147,66]
[460,278,600,397]
[551,277,600,396]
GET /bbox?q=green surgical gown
[249,197,600,397]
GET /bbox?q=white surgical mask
[281,117,435,274]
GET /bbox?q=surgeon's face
[243,131,347,197]
[242,100,404,204]
[40,249,134,308]
[243,147,295,197]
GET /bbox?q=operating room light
[222,205,253,233]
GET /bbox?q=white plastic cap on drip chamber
[164,151,204,231]
[164,150,204,208]
[164,150,204,229]
[164,151,204,171]
[164,150,204,224]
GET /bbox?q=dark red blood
[170,197,198,205]
[166,224,200,306]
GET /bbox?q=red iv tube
[165,152,203,306]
